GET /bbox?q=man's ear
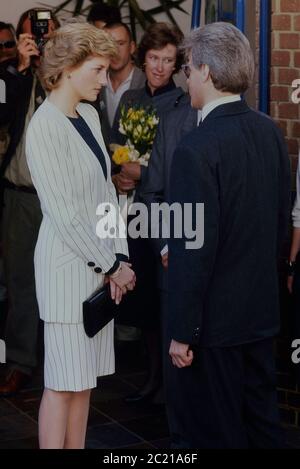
[199,64,210,83]
[130,41,136,55]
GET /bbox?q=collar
[202,95,241,121]
[107,68,134,93]
[145,79,176,97]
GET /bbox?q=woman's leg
[64,389,92,449]
[39,388,73,449]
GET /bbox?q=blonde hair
[40,22,118,91]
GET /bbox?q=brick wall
[270,0,300,186]
[268,0,300,427]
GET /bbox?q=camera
[29,10,52,52]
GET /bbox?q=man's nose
[156,60,164,72]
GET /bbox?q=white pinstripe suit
[26,99,128,391]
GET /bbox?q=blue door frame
[191,0,271,113]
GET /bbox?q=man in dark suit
[166,22,291,448]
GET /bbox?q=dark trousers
[2,188,42,374]
[161,294,284,448]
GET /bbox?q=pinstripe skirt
[44,320,115,392]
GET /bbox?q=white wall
[0,0,195,33]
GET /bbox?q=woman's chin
[84,92,99,102]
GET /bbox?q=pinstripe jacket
[26,99,128,324]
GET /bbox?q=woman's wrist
[110,264,122,279]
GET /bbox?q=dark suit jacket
[139,97,198,288]
[96,66,145,148]
[167,100,291,347]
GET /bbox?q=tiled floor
[0,334,171,449]
[0,308,300,448]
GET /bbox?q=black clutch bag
[83,284,118,338]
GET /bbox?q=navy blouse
[68,115,108,180]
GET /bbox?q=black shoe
[124,384,161,404]
[0,369,30,397]
[124,391,154,403]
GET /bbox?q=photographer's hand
[17,33,39,73]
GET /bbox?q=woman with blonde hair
[26,22,135,449]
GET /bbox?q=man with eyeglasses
[165,22,290,449]
[0,22,17,65]
[0,9,58,397]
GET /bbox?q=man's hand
[287,275,294,294]
[17,34,39,72]
[161,252,168,270]
[120,162,141,181]
[169,339,194,368]
[112,173,136,194]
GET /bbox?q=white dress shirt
[201,94,241,121]
[105,69,134,127]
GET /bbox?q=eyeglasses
[181,64,191,78]
[0,41,16,49]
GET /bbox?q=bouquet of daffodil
[111,105,159,167]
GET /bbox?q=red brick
[280,33,299,49]
[271,68,276,84]
[270,102,278,118]
[281,0,300,13]
[278,68,300,84]
[291,157,299,172]
[287,138,299,155]
[271,50,291,66]
[295,52,300,68]
[272,14,292,30]
[276,120,288,135]
[271,86,290,101]
[294,15,300,30]
[278,103,299,118]
[292,122,300,138]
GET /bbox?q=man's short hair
[182,22,255,94]
[104,22,133,42]
[0,22,16,41]
[87,3,121,24]
[0,22,15,35]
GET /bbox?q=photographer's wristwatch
[287,260,297,276]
